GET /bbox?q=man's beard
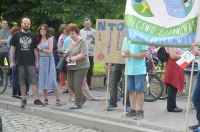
[22,26,30,32]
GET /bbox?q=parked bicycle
[0,59,9,94]
[144,55,164,102]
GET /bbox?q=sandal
[44,99,48,105]
[56,100,61,106]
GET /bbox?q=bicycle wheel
[0,66,8,94]
[144,74,164,102]
[156,72,168,100]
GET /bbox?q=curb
[0,100,160,132]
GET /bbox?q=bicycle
[0,59,9,94]
[144,56,164,102]
[156,71,168,100]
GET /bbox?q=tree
[0,0,126,36]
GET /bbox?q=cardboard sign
[94,19,126,64]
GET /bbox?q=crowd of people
[1,17,200,131]
[0,17,99,109]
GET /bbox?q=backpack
[157,47,169,64]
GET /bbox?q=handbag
[56,41,74,72]
[56,55,67,73]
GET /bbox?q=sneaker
[126,104,131,112]
[189,124,200,130]
[133,110,144,120]
[21,99,27,108]
[34,99,45,106]
[125,109,136,117]
[104,105,117,111]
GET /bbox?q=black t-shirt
[11,31,38,66]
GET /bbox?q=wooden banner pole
[123,57,128,117]
[184,60,195,132]
[105,63,111,113]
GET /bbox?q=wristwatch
[40,48,43,51]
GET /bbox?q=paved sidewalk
[0,108,99,132]
[0,86,197,132]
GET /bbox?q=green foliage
[0,0,126,36]
[93,62,106,73]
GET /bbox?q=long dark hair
[37,24,50,43]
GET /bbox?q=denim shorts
[18,66,37,85]
[127,74,144,92]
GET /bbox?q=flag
[125,0,200,47]
[176,50,195,69]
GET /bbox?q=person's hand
[124,50,131,57]
[37,45,41,51]
[90,34,95,40]
[66,57,70,62]
[57,48,62,52]
[10,62,15,69]
[191,43,199,56]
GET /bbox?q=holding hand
[37,45,41,51]
[191,43,199,56]
[10,62,15,69]
[124,50,132,57]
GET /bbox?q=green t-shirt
[122,37,148,75]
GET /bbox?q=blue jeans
[127,75,144,92]
[12,66,20,96]
[192,70,200,124]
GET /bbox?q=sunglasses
[21,22,31,26]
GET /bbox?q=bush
[93,62,105,73]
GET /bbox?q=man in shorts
[10,18,44,108]
[121,37,148,120]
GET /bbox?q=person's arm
[37,38,53,55]
[168,48,181,59]
[66,40,87,62]
[7,37,11,49]
[10,46,16,68]
[57,38,63,52]
[69,53,86,62]
[34,48,39,69]
[0,39,8,44]
[122,50,147,58]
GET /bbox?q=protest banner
[125,0,200,47]
[94,19,126,64]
